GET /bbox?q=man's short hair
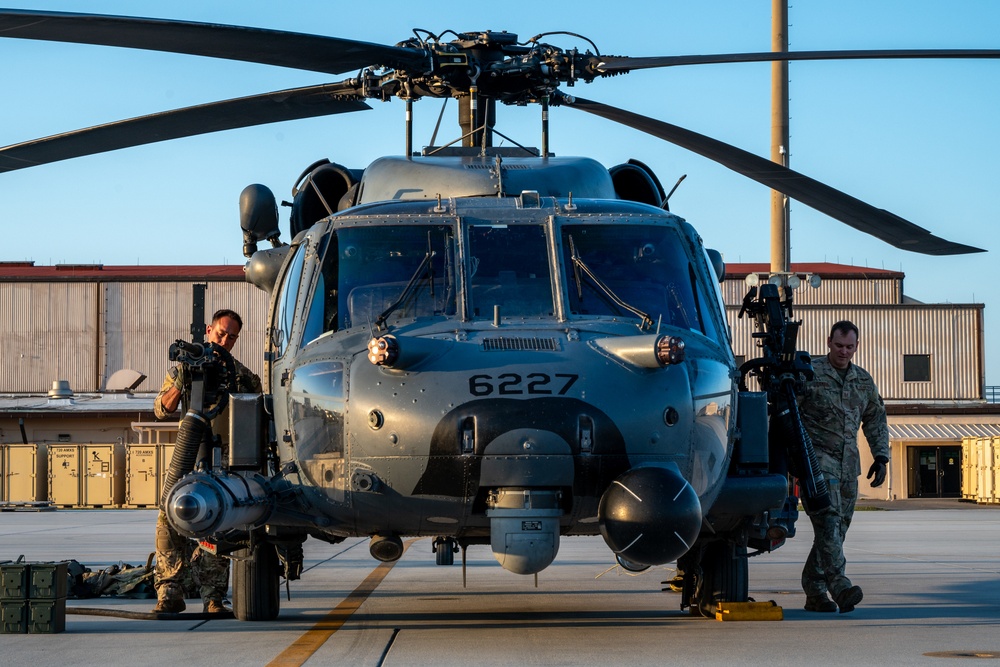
[212,308,244,331]
[829,319,859,340]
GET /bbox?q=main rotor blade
[594,49,1000,73]
[0,85,370,173]
[0,9,428,75]
[561,95,984,255]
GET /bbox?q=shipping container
[125,444,169,508]
[962,437,979,501]
[991,436,1000,506]
[47,445,81,507]
[47,444,124,508]
[977,437,996,504]
[1,445,47,503]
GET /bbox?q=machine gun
[159,284,236,507]
[738,283,830,512]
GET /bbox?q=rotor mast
[457,38,510,149]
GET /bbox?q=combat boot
[152,584,186,614]
[804,593,837,612]
[835,585,863,613]
[203,598,228,614]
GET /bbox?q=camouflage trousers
[801,476,858,598]
[154,511,230,602]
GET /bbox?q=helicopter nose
[598,464,702,567]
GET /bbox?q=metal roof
[0,393,155,413]
[0,262,247,282]
[888,423,1000,441]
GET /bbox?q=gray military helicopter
[0,9,991,621]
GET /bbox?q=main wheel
[692,540,748,617]
[434,537,457,566]
[232,542,281,621]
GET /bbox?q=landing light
[368,335,399,366]
[655,335,686,366]
[592,333,686,369]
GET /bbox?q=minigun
[738,283,830,512]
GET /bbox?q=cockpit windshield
[302,219,706,338]
[328,225,457,330]
[560,224,704,332]
[467,225,554,319]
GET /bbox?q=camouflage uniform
[798,355,889,600]
[153,359,262,606]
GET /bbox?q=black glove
[867,455,888,487]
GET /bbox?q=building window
[903,354,931,382]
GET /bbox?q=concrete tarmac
[2,501,1000,666]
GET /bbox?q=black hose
[160,410,210,507]
[67,607,233,621]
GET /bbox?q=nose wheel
[683,540,749,617]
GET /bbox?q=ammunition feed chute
[738,284,830,512]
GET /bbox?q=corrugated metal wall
[728,305,984,401]
[0,283,99,392]
[102,281,269,393]
[721,277,902,307]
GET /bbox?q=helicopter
[0,8,993,622]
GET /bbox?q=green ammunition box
[0,599,27,633]
[28,562,68,599]
[0,563,29,599]
[28,598,66,633]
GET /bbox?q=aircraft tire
[233,541,281,621]
[434,540,455,566]
[693,540,748,617]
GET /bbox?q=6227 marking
[468,373,579,397]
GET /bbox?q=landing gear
[681,540,749,617]
[433,537,459,565]
[232,541,281,621]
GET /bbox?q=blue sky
[2,1,999,382]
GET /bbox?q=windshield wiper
[375,249,436,331]
[568,234,654,330]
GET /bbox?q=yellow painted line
[267,540,414,667]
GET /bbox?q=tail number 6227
[468,373,579,397]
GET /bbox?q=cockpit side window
[561,224,704,333]
[273,243,306,358]
[301,235,335,346]
[330,225,456,330]
[468,224,553,319]
[689,262,720,341]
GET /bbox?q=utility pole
[770,0,790,276]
